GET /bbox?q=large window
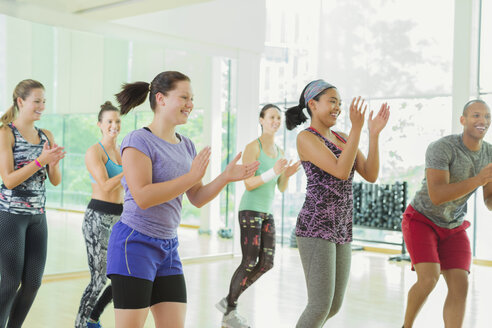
[1,14,237,228]
[473,0,492,259]
[261,0,455,248]
[479,0,492,94]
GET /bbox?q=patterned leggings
[75,200,120,328]
[227,210,275,307]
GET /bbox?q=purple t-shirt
[296,128,355,244]
[119,128,196,239]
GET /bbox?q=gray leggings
[296,237,351,328]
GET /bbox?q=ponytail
[285,83,310,130]
[2,79,44,127]
[285,79,337,130]
[116,82,149,115]
[116,71,191,115]
[0,105,16,127]
[285,105,308,130]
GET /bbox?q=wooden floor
[44,209,234,274]
[24,247,492,328]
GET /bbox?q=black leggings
[0,211,47,328]
[227,210,275,307]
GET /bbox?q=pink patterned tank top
[296,127,356,244]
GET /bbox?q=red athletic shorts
[401,205,471,272]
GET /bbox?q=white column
[0,15,7,113]
[199,57,223,235]
[451,0,481,133]
[233,49,262,253]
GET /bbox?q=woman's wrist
[34,158,44,168]
[260,168,278,183]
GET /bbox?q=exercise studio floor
[26,247,491,327]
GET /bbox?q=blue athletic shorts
[107,221,183,281]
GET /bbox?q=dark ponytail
[285,83,311,130]
[285,81,337,130]
[116,71,190,115]
[116,82,149,115]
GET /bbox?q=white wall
[0,0,265,115]
[114,0,265,54]
[0,0,266,238]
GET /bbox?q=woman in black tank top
[0,79,65,327]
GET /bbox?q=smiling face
[17,88,45,121]
[309,88,341,128]
[461,102,491,141]
[260,106,282,134]
[98,110,121,139]
[157,80,194,125]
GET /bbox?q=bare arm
[242,142,264,191]
[0,127,40,189]
[297,130,360,180]
[186,152,260,208]
[426,164,492,206]
[242,141,288,191]
[42,129,64,186]
[277,159,301,192]
[85,145,123,193]
[0,127,64,188]
[297,97,365,180]
[353,103,390,183]
[122,146,210,210]
[484,181,492,211]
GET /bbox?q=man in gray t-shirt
[411,133,492,228]
[402,100,492,328]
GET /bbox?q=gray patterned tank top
[0,123,49,215]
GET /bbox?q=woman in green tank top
[216,104,301,327]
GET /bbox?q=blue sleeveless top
[90,142,123,183]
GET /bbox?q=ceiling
[13,0,215,20]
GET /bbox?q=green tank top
[238,139,281,215]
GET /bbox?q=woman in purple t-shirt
[106,71,259,328]
[285,80,390,327]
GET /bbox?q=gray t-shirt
[119,128,197,239]
[411,134,492,229]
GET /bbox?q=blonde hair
[1,79,44,127]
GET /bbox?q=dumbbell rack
[352,181,410,261]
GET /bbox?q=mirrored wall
[0,14,238,274]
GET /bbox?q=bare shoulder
[244,139,261,155]
[242,139,261,162]
[0,125,12,136]
[0,125,14,144]
[86,143,104,159]
[41,129,54,140]
[297,129,318,143]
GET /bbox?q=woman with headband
[106,71,259,328]
[216,104,301,328]
[285,80,390,327]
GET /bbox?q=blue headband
[304,79,335,107]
